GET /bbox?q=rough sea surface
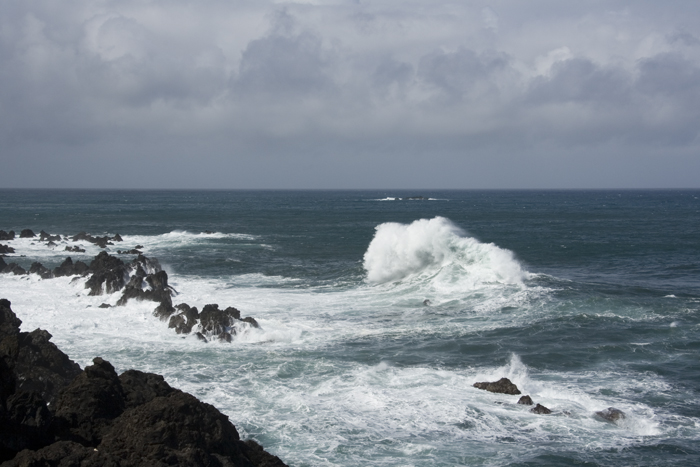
[1,190,699,466]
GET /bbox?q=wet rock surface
[595,407,626,423]
[473,377,521,395]
[0,299,287,466]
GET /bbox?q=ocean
[0,189,699,466]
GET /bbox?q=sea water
[0,190,699,466]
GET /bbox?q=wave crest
[362,217,527,287]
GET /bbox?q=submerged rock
[595,407,626,423]
[530,403,552,414]
[473,377,521,395]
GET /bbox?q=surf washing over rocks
[0,189,699,466]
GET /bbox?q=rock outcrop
[473,377,521,395]
[595,407,626,423]
[0,299,287,466]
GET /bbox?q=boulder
[199,304,239,335]
[517,395,533,405]
[530,403,552,414]
[473,377,521,395]
[0,230,15,241]
[52,257,89,278]
[595,407,626,423]
[19,229,35,238]
[39,231,61,242]
[65,245,86,253]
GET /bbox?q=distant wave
[363,217,527,287]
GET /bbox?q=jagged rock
[595,407,626,422]
[39,231,61,242]
[99,303,112,309]
[71,232,115,249]
[0,230,15,241]
[112,234,123,242]
[85,252,127,295]
[0,300,287,466]
[0,327,82,405]
[530,403,551,414]
[119,370,175,410]
[219,332,233,343]
[199,304,241,335]
[117,249,142,255]
[0,257,5,270]
[2,263,26,275]
[19,229,35,238]
[53,357,126,445]
[517,395,534,405]
[52,257,89,278]
[28,262,52,279]
[65,245,86,253]
[46,241,57,247]
[0,244,15,254]
[473,377,521,395]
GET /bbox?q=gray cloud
[1,1,699,188]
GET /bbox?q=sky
[1,0,700,189]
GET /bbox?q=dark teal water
[1,189,699,466]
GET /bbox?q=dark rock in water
[595,407,626,422]
[517,395,534,405]
[52,257,89,278]
[199,304,241,335]
[530,403,551,414]
[423,299,431,306]
[195,332,208,342]
[219,332,233,342]
[241,439,288,467]
[117,249,142,255]
[0,244,15,254]
[0,298,22,338]
[153,300,175,320]
[473,377,521,395]
[2,263,26,275]
[19,229,35,238]
[0,257,5,270]
[85,252,128,295]
[168,305,199,335]
[71,232,116,249]
[65,245,86,253]
[98,303,111,309]
[242,316,260,329]
[39,230,61,242]
[0,230,15,241]
[28,262,52,279]
[134,245,143,249]
[46,241,56,247]
[112,233,123,242]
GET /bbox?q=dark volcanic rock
[0,244,15,254]
[0,327,82,405]
[52,257,89,278]
[241,316,260,329]
[19,230,35,238]
[168,303,199,334]
[39,230,61,242]
[517,395,534,405]
[28,262,52,279]
[530,403,552,414]
[473,377,521,395]
[0,230,15,241]
[65,245,86,253]
[0,300,287,466]
[199,304,241,335]
[0,257,5,271]
[85,252,127,295]
[54,357,126,445]
[2,263,26,275]
[595,407,626,423]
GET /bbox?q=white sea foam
[363,217,527,287]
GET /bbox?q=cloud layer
[2,0,700,188]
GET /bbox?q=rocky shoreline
[1,229,261,343]
[0,298,287,466]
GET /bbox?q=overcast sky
[2,0,700,189]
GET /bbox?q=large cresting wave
[363,217,528,287]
